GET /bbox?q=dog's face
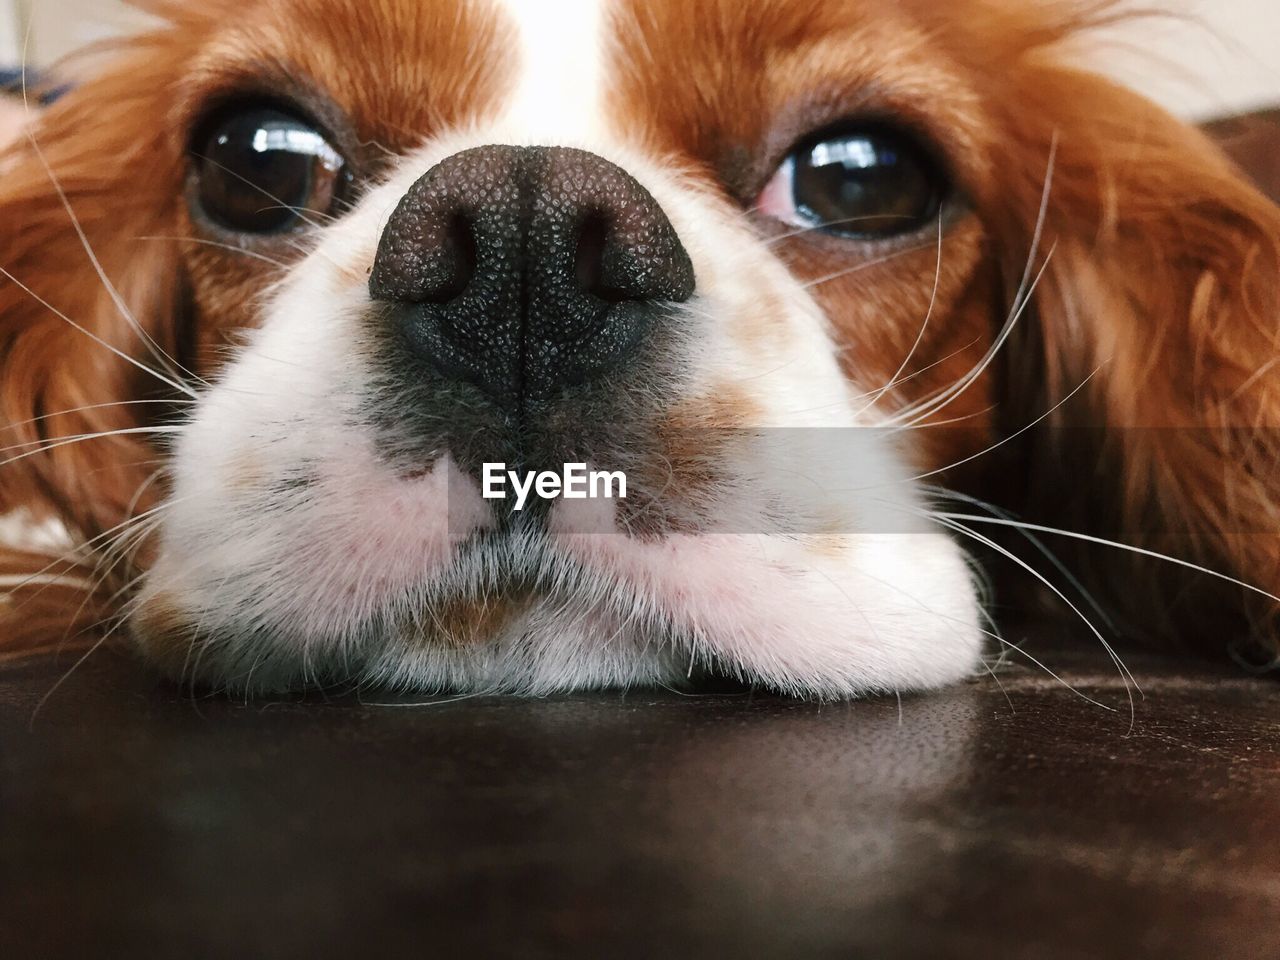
[2,0,1277,696]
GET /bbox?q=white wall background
[0,0,20,62]
[1094,0,1280,118]
[1,0,1278,119]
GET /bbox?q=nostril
[574,211,628,304]
[425,213,477,304]
[369,204,478,305]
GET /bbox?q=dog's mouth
[125,465,707,696]
[128,420,983,700]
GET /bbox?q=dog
[0,0,1276,698]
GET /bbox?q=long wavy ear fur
[982,57,1280,663]
[0,28,196,653]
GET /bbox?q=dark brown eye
[192,106,348,234]
[759,126,947,240]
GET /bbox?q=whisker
[0,426,180,470]
[908,404,997,429]
[985,633,1113,712]
[0,424,180,456]
[932,513,1138,726]
[28,599,139,727]
[0,496,187,615]
[938,512,1280,607]
[0,266,197,399]
[763,213,923,247]
[283,235,346,271]
[887,363,1102,484]
[256,203,337,223]
[842,547,1112,711]
[190,153,335,228]
[0,398,192,435]
[1,507,161,593]
[920,485,1117,634]
[896,243,1056,428]
[800,240,937,290]
[28,633,116,726]
[851,210,946,418]
[16,73,201,390]
[134,235,290,269]
[890,135,1060,428]
[781,340,986,419]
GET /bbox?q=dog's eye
[192,107,348,234]
[758,126,946,239]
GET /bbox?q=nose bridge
[494,0,605,143]
[369,145,695,414]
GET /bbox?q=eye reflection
[759,126,947,240]
[192,106,349,235]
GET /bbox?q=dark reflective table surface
[2,629,1279,959]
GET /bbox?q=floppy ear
[0,51,189,651]
[984,63,1280,662]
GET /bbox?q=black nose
[369,145,695,411]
